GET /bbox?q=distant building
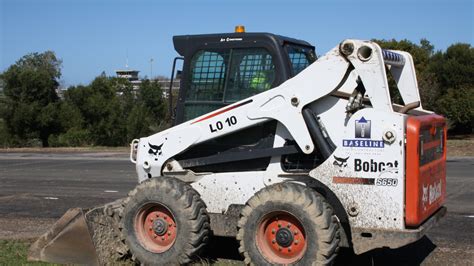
[116,69,141,91]
[156,75,181,99]
[115,69,182,98]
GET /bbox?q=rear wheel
[122,177,210,265]
[237,182,340,265]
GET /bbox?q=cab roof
[173,32,314,56]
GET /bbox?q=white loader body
[132,40,446,254]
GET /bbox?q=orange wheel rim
[134,203,177,253]
[256,211,307,264]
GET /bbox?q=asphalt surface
[0,153,472,265]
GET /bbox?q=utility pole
[150,58,154,80]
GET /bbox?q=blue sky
[1,0,473,87]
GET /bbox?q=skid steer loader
[29,27,447,265]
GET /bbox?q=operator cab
[168,27,317,173]
[171,27,316,124]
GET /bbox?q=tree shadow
[200,235,243,263]
[334,236,437,266]
[200,235,437,265]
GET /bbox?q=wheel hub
[257,212,307,264]
[135,204,177,253]
[152,218,168,236]
[275,228,294,247]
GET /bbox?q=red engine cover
[405,114,446,227]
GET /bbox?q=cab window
[225,48,275,102]
[187,50,229,102]
[286,45,316,76]
[185,48,276,121]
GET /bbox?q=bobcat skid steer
[29,27,447,265]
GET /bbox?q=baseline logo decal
[343,116,384,148]
[355,117,371,138]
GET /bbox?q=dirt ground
[0,143,472,265]
[0,218,56,240]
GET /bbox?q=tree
[138,79,167,123]
[374,39,439,107]
[429,43,474,91]
[435,86,474,133]
[64,76,128,146]
[126,79,169,138]
[430,43,474,133]
[0,51,62,147]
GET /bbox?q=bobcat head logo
[148,143,163,156]
[333,155,349,168]
[333,155,349,172]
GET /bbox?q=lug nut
[271,229,276,234]
[161,237,165,240]
[295,240,299,245]
[168,232,171,236]
[272,239,276,244]
[278,224,281,228]
[287,223,291,228]
[288,247,292,252]
[294,231,298,235]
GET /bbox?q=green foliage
[429,43,474,90]
[375,39,473,133]
[0,51,62,147]
[0,239,56,265]
[138,79,167,122]
[435,86,474,133]
[57,77,168,146]
[1,40,472,147]
[63,76,127,146]
[127,104,154,140]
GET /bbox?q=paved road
[0,153,472,265]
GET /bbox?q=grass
[0,238,241,265]
[0,239,56,266]
[447,136,474,157]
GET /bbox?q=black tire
[237,182,340,265]
[121,177,210,265]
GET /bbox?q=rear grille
[405,114,446,227]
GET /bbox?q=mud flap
[28,199,128,265]
[28,208,99,265]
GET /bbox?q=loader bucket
[28,208,99,264]
[28,200,128,265]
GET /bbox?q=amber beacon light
[235,25,245,33]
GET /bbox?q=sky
[1,0,473,87]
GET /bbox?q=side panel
[405,115,446,227]
[310,108,406,230]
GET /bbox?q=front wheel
[237,182,340,265]
[122,177,210,265]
